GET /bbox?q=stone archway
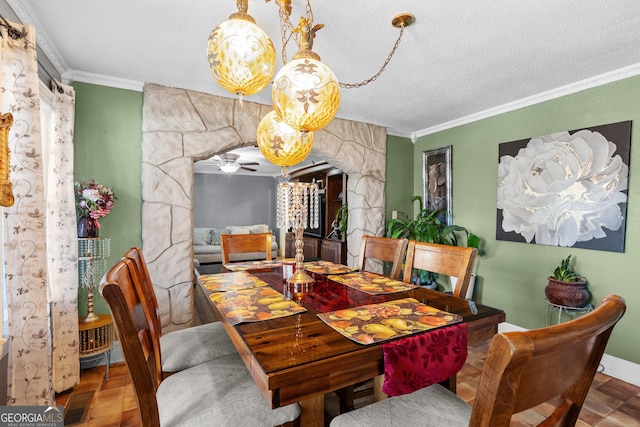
[141,83,387,331]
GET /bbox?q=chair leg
[438,373,457,394]
[336,386,355,413]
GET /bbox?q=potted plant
[327,202,348,240]
[545,255,589,308]
[387,195,480,287]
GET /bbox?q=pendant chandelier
[208,0,414,138]
[206,0,276,103]
[256,110,313,168]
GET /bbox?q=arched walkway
[141,83,387,331]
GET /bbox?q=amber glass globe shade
[272,57,340,132]
[207,17,276,98]
[257,111,313,167]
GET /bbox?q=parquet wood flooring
[56,341,640,426]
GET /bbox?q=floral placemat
[303,260,358,275]
[327,271,417,294]
[223,260,283,271]
[199,271,268,292]
[317,298,462,345]
[210,286,306,326]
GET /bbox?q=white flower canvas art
[496,121,631,252]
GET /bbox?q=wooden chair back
[402,241,477,298]
[220,232,273,264]
[122,247,164,378]
[470,295,626,426]
[100,258,161,427]
[357,235,409,279]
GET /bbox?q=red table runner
[382,322,468,396]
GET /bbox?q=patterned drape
[47,80,79,392]
[1,21,53,405]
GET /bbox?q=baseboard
[499,322,640,387]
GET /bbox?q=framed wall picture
[423,145,452,225]
[496,121,631,252]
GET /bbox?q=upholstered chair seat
[158,354,300,427]
[159,322,237,373]
[331,384,471,427]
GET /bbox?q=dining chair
[330,294,626,427]
[357,235,409,279]
[123,247,237,375]
[220,232,273,264]
[100,258,300,427]
[403,241,478,299]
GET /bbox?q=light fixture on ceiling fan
[213,153,259,174]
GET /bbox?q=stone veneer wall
[142,83,387,332]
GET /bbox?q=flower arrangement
[75,179,116,228]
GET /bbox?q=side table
[78,314,115,380]
[545,300,594,326]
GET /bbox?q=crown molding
[68,70,144,92]
[409,63,640,142]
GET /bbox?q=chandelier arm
[339,25,405,89]
[278,3,301,63]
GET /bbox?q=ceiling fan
[212,153,260,173]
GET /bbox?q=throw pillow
[228,226,252,234]
[193,228,209,246]
[248,224,269,234]
[209,228,229,245]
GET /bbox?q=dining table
[196,262,506,427]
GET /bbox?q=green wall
[402,75,640,364]
[385,135,414,222]
[73,82,143,315]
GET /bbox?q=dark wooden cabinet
[286,164,348,262]
[321,239,346,264]
[285,233,322,259]
[285,232,295,257]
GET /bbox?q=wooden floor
[56,341,640,426]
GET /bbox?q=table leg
[299,394,324,427]
[373,375,387,402]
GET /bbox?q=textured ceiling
[8,1,640,141]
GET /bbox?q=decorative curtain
[1,21,53,405]
[47,80,79,392]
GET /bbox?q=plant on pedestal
[545,255,590,308]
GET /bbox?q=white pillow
[228,226,252,235]
[227,224,270,234]
[193,228,210,245]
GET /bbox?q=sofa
[193,224,278,264]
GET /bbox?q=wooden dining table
[196,267,505,427]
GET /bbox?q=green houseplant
[387,195,480,286]
[545,255,589,308]
[327,203,348,240]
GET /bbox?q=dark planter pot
[545,277,589,308]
